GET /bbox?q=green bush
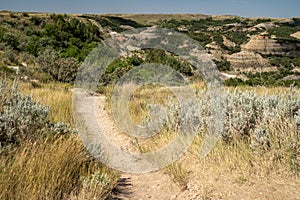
[268,20,300,41]
[144,49,192,76]
[30,16,43,26]
[22,13,29,17]
[41,16,101,61]
[214,59,231,71]
[9,13,18,19]
[225,78,244,86]
[187,32,212,46]
[37,48,79,82]
[99,49,193,87]
[2,32,19,50]
[255,18,271,24]
[224,31,249,45]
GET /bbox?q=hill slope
[1,11,300,86]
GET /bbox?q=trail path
[92,95,191,200]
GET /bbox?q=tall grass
[20,82,74,126]
[0,136,118,200]
[0,81,118,199]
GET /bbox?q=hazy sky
[0,0,299,18]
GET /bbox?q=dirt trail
[92,95,190,200]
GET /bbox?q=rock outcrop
[242,35,295,56]
[222,36,236,48]
[282,75,300,81]
[220,72,249,81]
[254,22,278,30]
[277,18,295,25]
[205,41,225,60]
[226,50,274,72]
[291,31,300,40]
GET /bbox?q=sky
[0,0,299,18]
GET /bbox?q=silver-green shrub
[155,88,300,152]
[0,80,73,148]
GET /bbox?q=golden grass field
[1,81,299,199]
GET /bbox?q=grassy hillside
[0,12,145,82]
[1,11,300,86]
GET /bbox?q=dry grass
[129,84,176,124]
[0,82,119,200]
[22,81,296,199]
[181,134,300,199]
[118,82,300,197]
[165,162,189,189]
[227,85,300,95]
[0,136,118,200]
[20,82,74,126]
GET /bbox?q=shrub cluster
[37,48,79,82]
[0,80,73,150]
[98,49,193,88]
[152,89,300,169]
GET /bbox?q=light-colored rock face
[207,26,223,31]
[282,75,300,81]
[205,41,221,50]
[205,42,226,60]
[291,31,300,40]
[119,25,134,30]
[220,72,249,81]
[277,18,295,25]
[226,50,274,72]
[222,36,236,48]
[254,22,278,30]
[242,35,294,56]
[227,51,268,64]
[177,25,188,32]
